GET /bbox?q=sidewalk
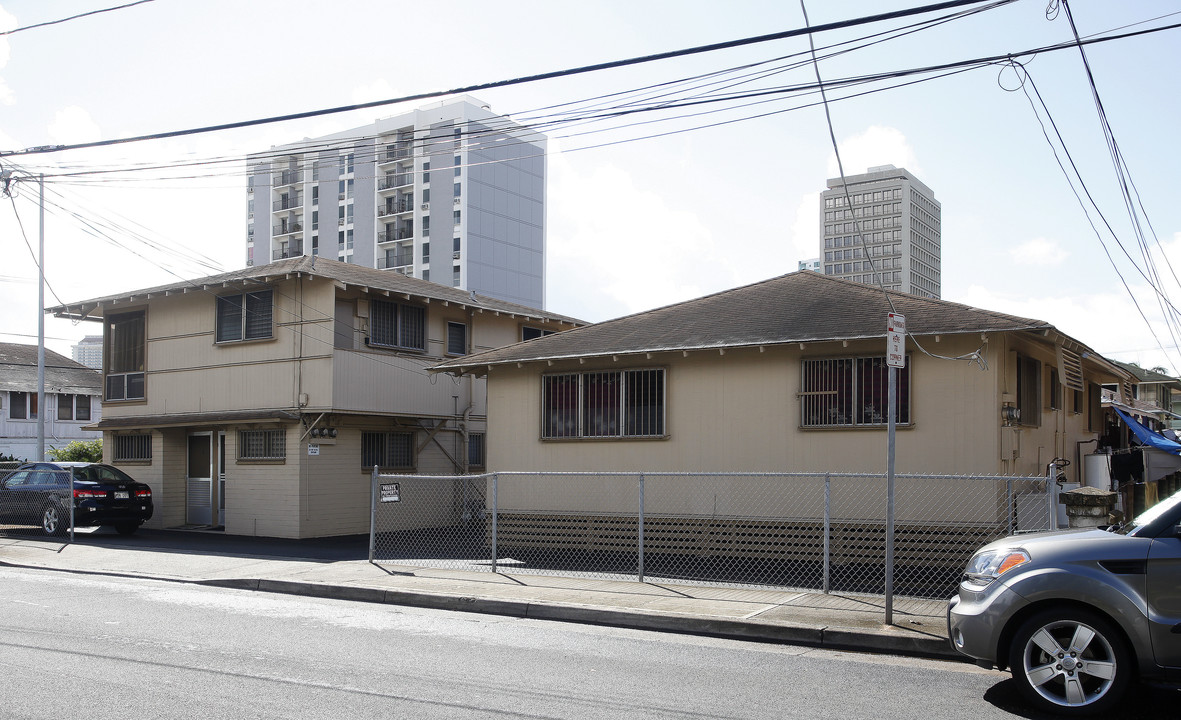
[0,528,958,660]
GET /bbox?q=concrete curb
[203,575,961,660]
[4,559,961,661]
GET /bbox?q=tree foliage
[48,439,103,463]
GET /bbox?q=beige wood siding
[485,334,1104,477]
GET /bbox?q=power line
[0,0,159,37]
[0,0,1012,158]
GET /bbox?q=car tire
[41,503,67,537]
[114,522,139,536]
[1008,607,1131,716]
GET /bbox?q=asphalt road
[1,566,1176,719]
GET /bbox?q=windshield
[70,465,136,484]
[1115,486,1181,535]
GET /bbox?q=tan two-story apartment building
[49,256,580,538]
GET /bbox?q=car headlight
[963,548,1030,588]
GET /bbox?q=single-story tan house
[429,272,1133,550]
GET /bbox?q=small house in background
[48,256,581,538]
[0,343,103,461]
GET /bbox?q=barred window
[239,429,286,460]
[362,431,414,470]
[468,433,485,467]
[801,356,910,427]
[113,434,152,461]
[542,369,665,439]
[216,289,273,343]
[369,299,426,351]
[446,322,467,355]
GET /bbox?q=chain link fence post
[637,473,645,583]
[823,473,831,594]
[1006,476,1014,537]
[491,472,499,574]
[368,466,378,563]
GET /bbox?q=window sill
[800,423,915,431]
[215,335,276,346]
[112,459,152,466]
[364,467,416,474]
[541,435,669,442]
[236,458,286,465]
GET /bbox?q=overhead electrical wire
[0,0,158,37]
[800,0,987,370]
[23,15,1181,194]
[1,0,1016,158]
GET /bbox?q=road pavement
[0,527,956,660]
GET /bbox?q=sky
[2,0,1181,374]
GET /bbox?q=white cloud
[828,126,919,178]
[547,155,723,321]
[790,192,820,261]
[1009,237,1068,266]
[47,106,101,145]
[0,5,16,105]
[954,283,1181,376]
[351,78,396,105]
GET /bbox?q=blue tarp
[1114,408,1181,455]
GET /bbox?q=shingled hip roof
[431,271,1098,371]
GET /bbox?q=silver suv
[948,489,1181,716]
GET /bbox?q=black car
[0,462,153,536]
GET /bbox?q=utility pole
[1,168,49,461]
[37,173,46,461]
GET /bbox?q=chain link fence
[0,463,77,540]
[370,470,1054,599]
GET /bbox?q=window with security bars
[468,433,485,467]
[113,434,152,461]
[542,368,665,439]
[800,357,909,427]
[239,429,286,460]
[361,431,414,470]
[216,289,273,342]
[446,322,467,355]
[369,300,426,351]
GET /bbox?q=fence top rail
[372,470,1047,482]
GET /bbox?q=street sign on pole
[884,312,904,624]
[887,313,905,368]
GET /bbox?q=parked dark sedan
[948,488,1181,716]
[0,462,153,536]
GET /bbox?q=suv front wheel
[1008,607,1131,716]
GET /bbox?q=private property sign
[887,313,905,368]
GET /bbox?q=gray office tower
[247,96,547,309]
[819,165,941,298]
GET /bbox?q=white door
[186,433,213,526]
[217,431,227,527]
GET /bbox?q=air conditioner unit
[452,251,461,260]
[453,198,461,205]
[421,203,429,211]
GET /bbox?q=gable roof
[1111,360,1181,388]
[432,271,1115,373]
[47,256,584,326]
[0,342,102,394]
